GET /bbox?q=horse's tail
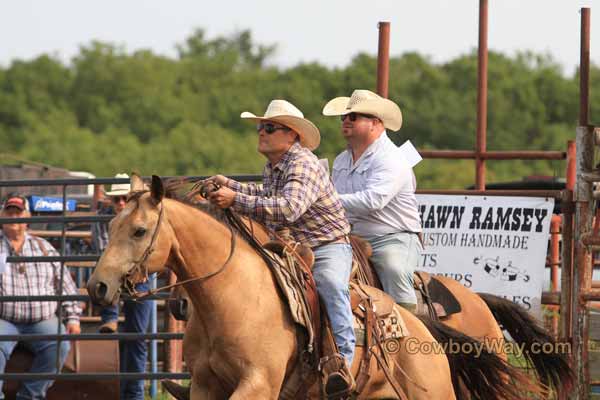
[162,380,190,400]
[419,316,545,400]
[478,292,575,394]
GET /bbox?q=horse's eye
[133,227,147,238]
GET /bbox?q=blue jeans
[368,232,420,305]
[0,317,70,400]
[101,278,153,400]
[312,243,355,366]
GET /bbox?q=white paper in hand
[397,140,423,168]
[319,158,330,175]
[0,252,7,274]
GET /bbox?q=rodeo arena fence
[0,2,597,399]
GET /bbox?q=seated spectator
[0,193,82,400]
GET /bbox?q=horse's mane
[163,179,277,266]
[163,180,228,223]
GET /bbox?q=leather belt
[313,235,350,249]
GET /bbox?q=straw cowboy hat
[322,89,403,131]
[105,173,131,196]
[241,100,321,150]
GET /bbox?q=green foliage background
[1,29,598,189]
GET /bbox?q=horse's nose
[94,282,109,302]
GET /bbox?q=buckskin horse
[87,175,542,399]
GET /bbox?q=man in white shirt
[323,90,421,311]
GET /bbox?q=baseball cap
[3,195,28,211]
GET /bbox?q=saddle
[349,235,461,319]
[264,241,410,400]
[413,271,462,319]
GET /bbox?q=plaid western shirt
[0,232,82,324]
[229,142,350,248]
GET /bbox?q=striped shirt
[0,232,82,324]
[229,142,350,248]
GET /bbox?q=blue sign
[29,196,77,212]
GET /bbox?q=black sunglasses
[340,112,374,122]
[256,122,291,134]
[112,196,127,203]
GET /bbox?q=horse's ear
[131,173,145,192]
[151,175,164,204]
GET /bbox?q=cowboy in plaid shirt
[226,141,349,248]
[0,194,81,400]
[207,100,356,398]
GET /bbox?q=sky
[1,0,599,75]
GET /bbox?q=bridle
[121,188,237,300]
[122,191,164,296]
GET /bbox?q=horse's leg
[184,314,228,399]
[190,379,225,400]
[228,369,281,400]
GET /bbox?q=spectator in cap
[0,193,82,400]
[91,174,154,400]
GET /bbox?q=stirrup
[325,371,355,399]
[320,354,355,400]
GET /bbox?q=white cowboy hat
[322,89,403,131]
[105,173,131,196]
[241,100,321,151]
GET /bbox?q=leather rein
[122,188,237,300]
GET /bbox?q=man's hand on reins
[208,186,236,209]
[204,175,229,187]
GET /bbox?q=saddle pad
[414,272,462,317]
[350,283,409,345]
[265,249,319,354]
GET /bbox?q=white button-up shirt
[332,131,422,238]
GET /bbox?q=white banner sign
[415,195,554,317]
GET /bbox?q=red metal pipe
[550,215,561,335]
[476,0,488,190]
[551,216,561,292]
[573,11,593,391]
[377,22,390,98]
[560,141,575,341]
[417,189,563,198]
[92,184,102,212]
[579,8,590,126]
[418,150,566,160]
[567,140,577,190]
[582,289,600,302]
